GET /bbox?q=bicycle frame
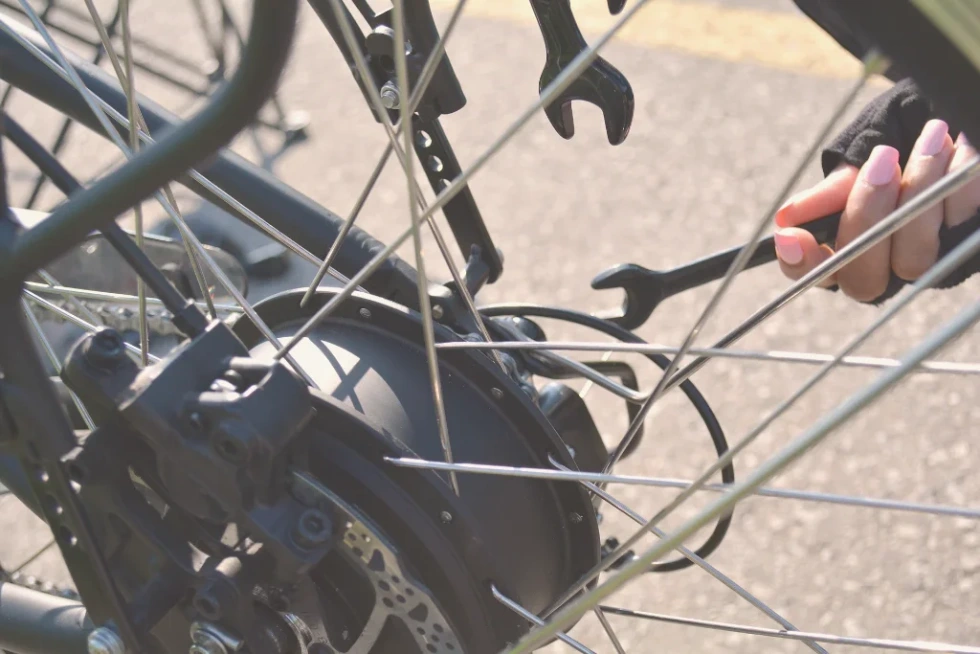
[0,1,299,651]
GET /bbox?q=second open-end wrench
[592,212,843,330]
[529,0,635,145]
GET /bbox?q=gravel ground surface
[1,1,978,652]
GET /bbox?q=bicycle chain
[33,298,235,338]
[1,569,80,601]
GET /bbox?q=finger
[944,132,980,227]
[774,227,837,287]
[837,145,901,302]
[775,163,860,228]
[892,119,953,280]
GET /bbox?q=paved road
[2,1,979,652]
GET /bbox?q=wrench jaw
[539,55,635,145]
[591,263,663,331]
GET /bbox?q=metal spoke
[118,0,148,365]
[437,340,980,376]
[598,607,980,653]
[3,10,317,386]
[317,0,503,375]
[36,270,105,326]
[505,296,980,653]
[82,0,217,319]
[556,460,827,653]
[385,456,980,520]
[0,19,349,286]
[593,608,626,654]
[25,282,241,314]
[300,141,394,306]
[490,585,595,654]
[278,0,708,362]
[603,51,886,475]
[24,290,160,364]
[300,0,471,306]
[392,0,458,495]
[541,202,980,618]
[660,153,980,396]
[21,299,95,429]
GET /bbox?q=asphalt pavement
[1,1,978,652]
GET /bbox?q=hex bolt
[432,305,445,320]
[87,627,125,654]
[440,511,453,524]
[380,81,400,110]
[292,508,332,550]
[84,329,127,371]
[358,307,372,319]
[190,621,242,654]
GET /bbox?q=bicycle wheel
[1,0,979,653]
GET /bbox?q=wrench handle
[661,211,842,295]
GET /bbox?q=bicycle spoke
[660,153,980,395]
[593,608,626,654]
[5,9,319,386]
[24,290,160,364]
[0,19,348,286]
[36,270,106,326]
[603,50,886,475]
[557,460,828,653]
[301,0,471,306]
[385,457,980,520]
[437,340,980,375]
[506,295,980,653]
[21,299,95,429]
[319,0,503,376]
[82,0,217,319]
[300,141,394,306]
[490,585,596,654]
[541,201,980,618]
[117,0,148,365]
[598,607,980,653]
[391,0,458,495]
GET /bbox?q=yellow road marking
[430,0,882,81]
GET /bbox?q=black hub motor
[231,288,601,652]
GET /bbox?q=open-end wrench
[592,212,842,330]
[529,0,635,145]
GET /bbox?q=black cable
[480,303,733,573]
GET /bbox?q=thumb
[776,163,859,228]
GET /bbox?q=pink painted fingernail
[917,119,948,157]
[774,230,804,266]
[863,145,899,186]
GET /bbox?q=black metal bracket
[309,0,504,284]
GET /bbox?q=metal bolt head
[292,508,332,550]
[491,387,504,400]
[359,307,372,319]
[380,82,400,110]
[431,304,444,320]
[440,510,453,524]
[84,329,127,371]
[87,627,125,654]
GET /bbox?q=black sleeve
[793,0,980,300]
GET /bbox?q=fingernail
[957,131,973,149]
[777,195,796,215]
[774,230,804,265]
[863,145,899,186]
[916,119,948,157]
